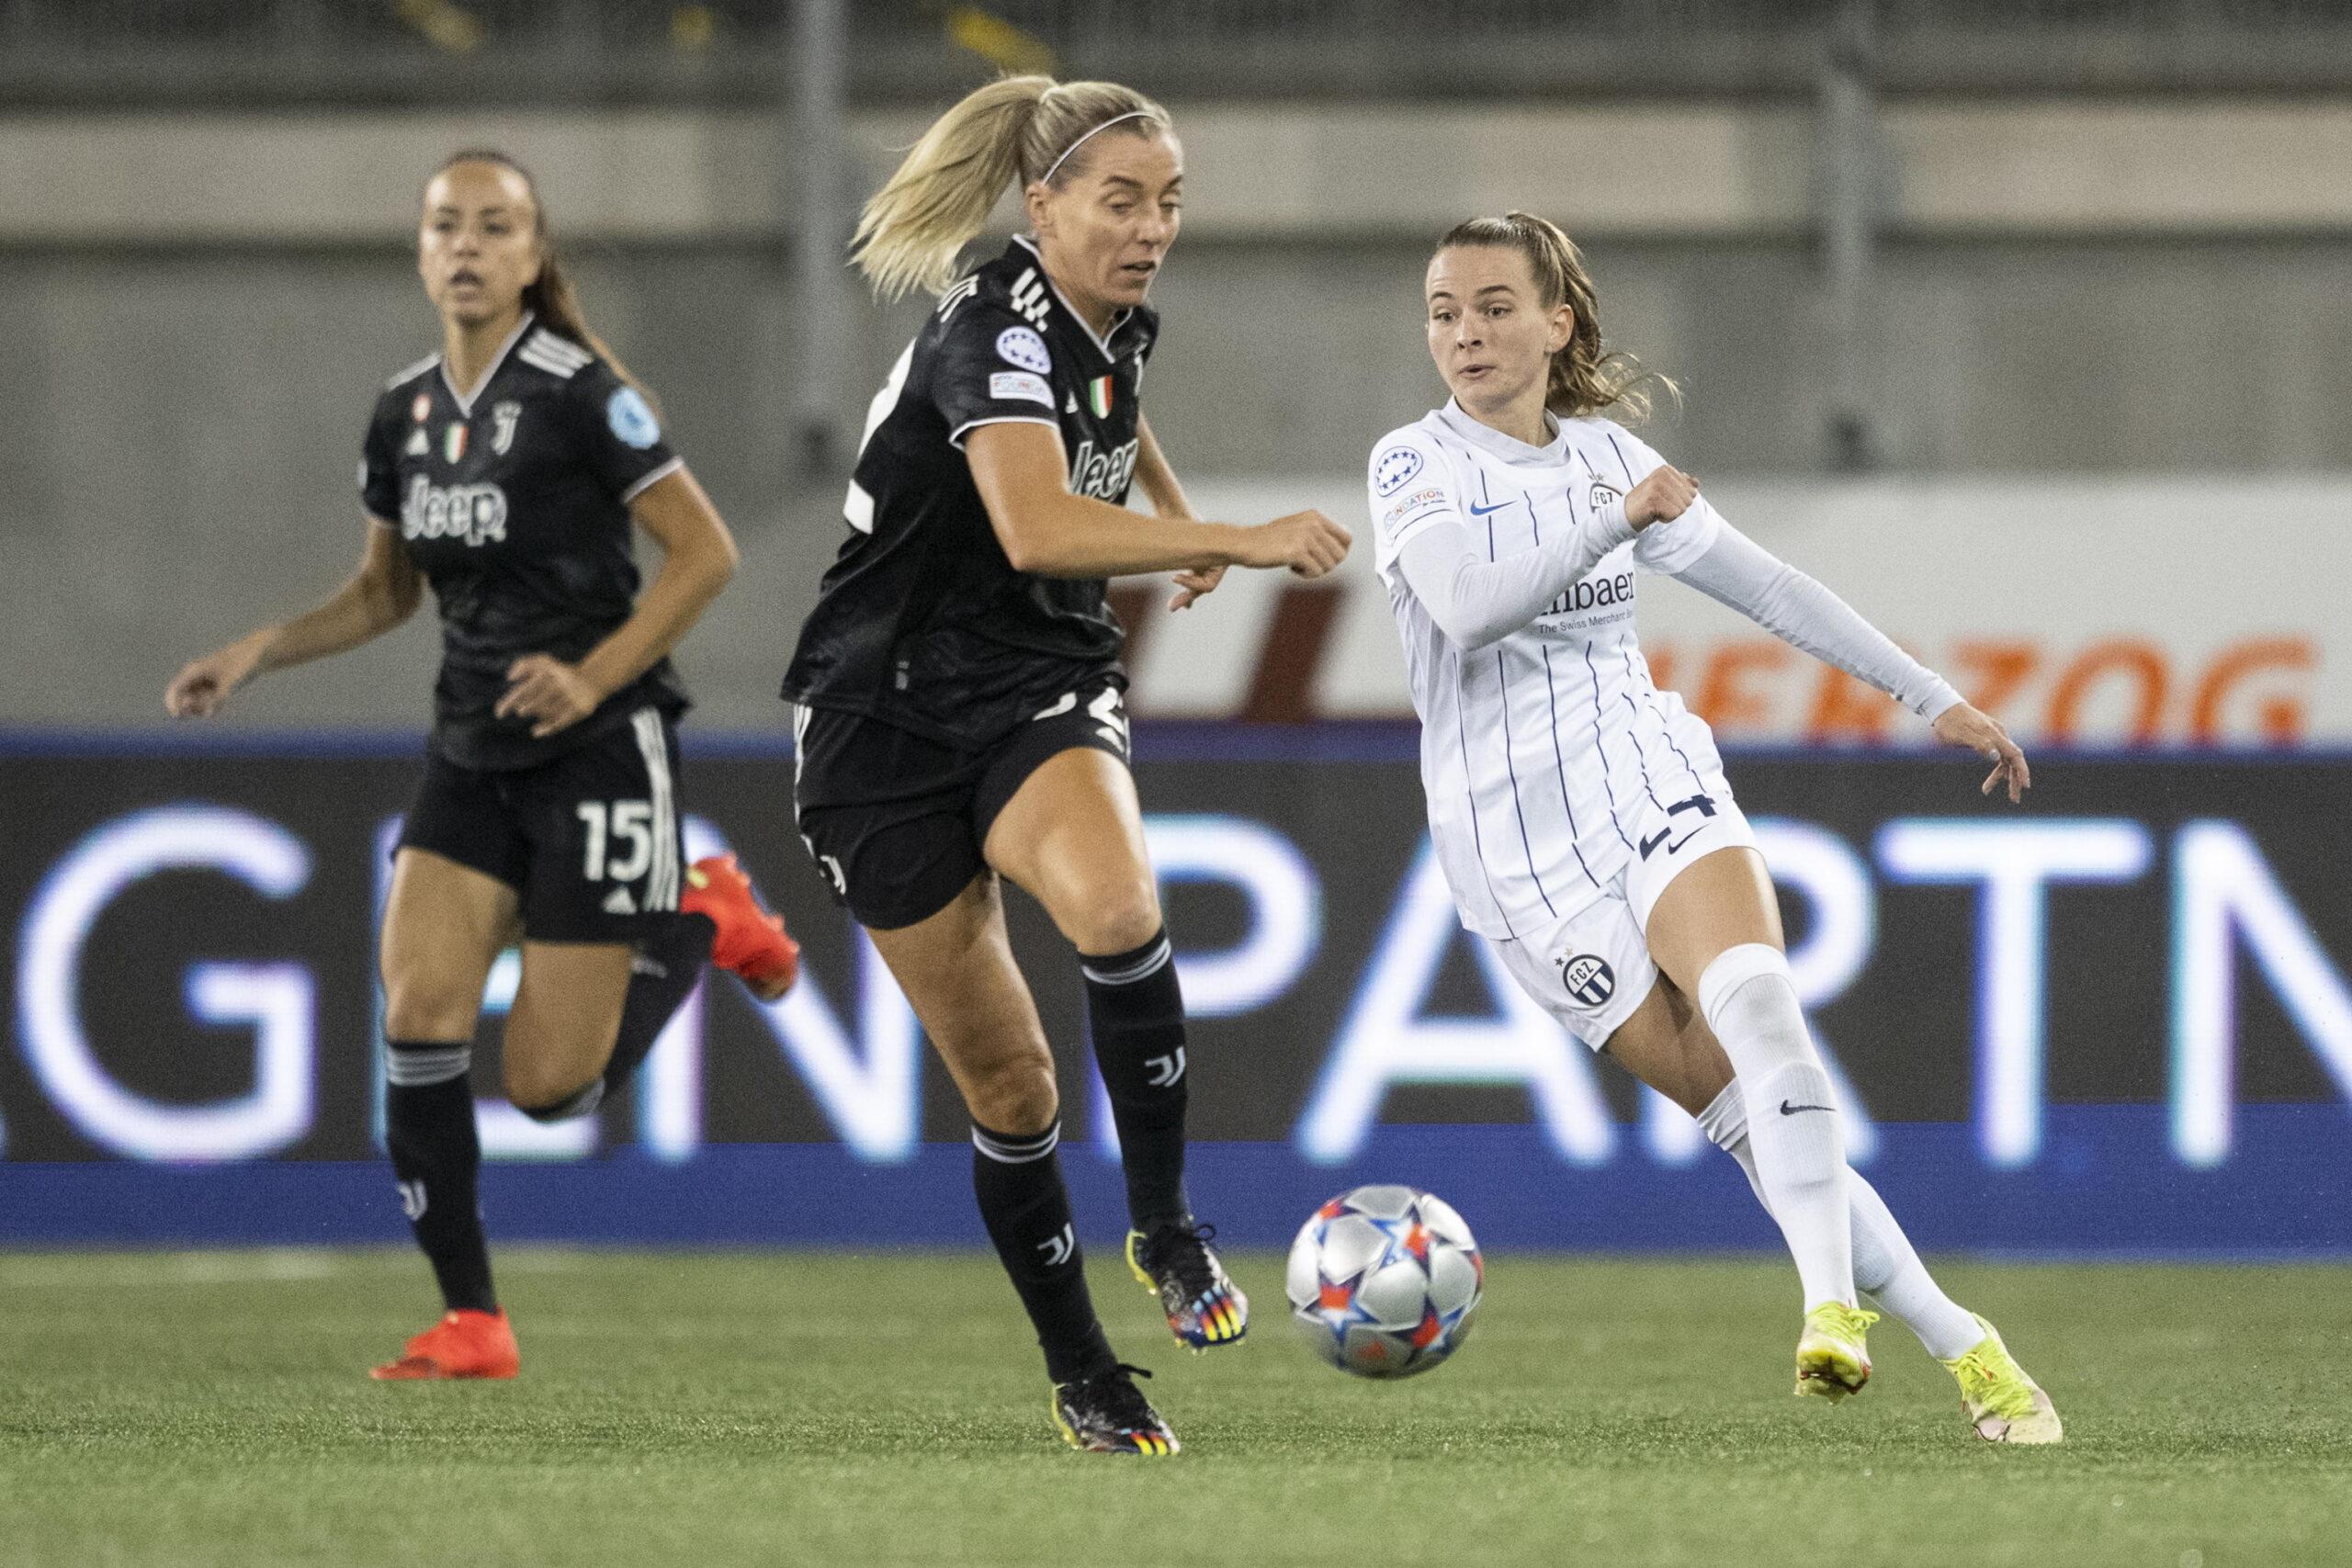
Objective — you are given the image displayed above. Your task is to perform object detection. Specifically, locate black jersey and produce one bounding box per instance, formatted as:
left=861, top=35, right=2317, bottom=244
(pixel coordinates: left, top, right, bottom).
left=780, top=234, right=1158, bottom=748
left=360, top=315, right=690, bottom=772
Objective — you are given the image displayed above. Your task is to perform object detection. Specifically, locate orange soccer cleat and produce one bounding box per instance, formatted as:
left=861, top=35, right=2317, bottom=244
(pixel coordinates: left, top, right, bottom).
left=369, top=1308, right=520, bottom=1382
left=682, top=853, right=800, bottom=1001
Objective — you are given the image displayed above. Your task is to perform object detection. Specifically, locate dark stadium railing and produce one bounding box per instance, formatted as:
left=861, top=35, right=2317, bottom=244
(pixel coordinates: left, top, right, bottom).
left=5, top=0, right=2351, bottom=105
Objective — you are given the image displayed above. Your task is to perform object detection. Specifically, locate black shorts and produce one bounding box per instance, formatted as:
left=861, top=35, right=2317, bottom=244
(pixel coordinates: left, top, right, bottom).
left=792, top=680, right=1131, bottom=931
left=397, top=705, right=686, bottom=943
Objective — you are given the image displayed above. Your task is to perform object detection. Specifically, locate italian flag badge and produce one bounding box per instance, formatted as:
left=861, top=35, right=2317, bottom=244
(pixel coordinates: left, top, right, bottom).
left=444, top=423, right=469, bottom=463
left=1086, top=375, right=1114, bottom=418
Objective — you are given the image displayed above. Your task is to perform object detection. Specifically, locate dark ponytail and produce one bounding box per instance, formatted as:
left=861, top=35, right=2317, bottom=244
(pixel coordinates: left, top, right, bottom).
left=434, top=149, right=655, bottom=406
left=1434, top=210, right=1675, bottom=423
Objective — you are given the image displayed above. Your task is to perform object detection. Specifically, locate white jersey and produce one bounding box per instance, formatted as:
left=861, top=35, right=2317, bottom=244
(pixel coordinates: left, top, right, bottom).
left=1368, top=402, right=1729, bottom=940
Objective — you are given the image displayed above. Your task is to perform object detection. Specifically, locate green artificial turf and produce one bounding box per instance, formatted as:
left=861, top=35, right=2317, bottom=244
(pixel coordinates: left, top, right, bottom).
left=1, top=1249, right=2343, bottom=1567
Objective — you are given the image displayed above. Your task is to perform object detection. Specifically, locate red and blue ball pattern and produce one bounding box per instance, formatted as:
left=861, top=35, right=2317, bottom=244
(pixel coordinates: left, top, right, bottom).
left=1284, top=1184, right=1483, bottom=1379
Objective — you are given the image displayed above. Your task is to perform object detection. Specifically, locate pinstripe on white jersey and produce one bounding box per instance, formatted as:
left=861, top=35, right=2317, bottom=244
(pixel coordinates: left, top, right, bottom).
left=1368, top=402, right=1729, bottom=940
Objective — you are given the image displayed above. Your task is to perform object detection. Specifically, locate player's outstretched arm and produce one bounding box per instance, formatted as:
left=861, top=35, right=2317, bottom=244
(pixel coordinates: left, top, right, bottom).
left=498, top=466, right=740, bottom=740
left=967, top=421, right=1349, bottom=581
left=164, top=518, right=422, bottom=718
left=1670, top=519, right=1958, bottom=714
left=1660, top=491, right=2029, bottom=800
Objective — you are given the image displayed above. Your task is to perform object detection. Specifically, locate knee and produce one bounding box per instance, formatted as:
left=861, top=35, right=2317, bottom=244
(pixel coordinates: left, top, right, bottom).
left=503, top=1055, right=597, bottom=1118
left=382, top=968, right=480, bottom=1044
left=513, top=1080, right=604, bottom=1122
left=1696, top=945, right=1815, bottom=1062
left=964, top=1053, right=1059, bottom=1136
left=1062, top=880, right=1162, bottom=958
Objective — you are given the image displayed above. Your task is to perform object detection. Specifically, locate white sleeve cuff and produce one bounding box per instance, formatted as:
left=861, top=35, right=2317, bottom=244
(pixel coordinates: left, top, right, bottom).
left=948, top=414, right=1058, bottom=451
left=1916, top=678, right=1966, bottom=722
left=620, top=455, right=686, bottom=504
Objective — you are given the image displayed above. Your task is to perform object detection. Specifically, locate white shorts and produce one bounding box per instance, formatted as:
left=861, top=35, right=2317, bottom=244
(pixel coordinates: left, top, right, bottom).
left=1492, top=770, right=1758, bottom=1052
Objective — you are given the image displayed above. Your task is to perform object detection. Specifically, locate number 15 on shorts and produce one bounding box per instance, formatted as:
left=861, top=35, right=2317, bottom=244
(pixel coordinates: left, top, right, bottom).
left=576, top=799, right=655, bottom=883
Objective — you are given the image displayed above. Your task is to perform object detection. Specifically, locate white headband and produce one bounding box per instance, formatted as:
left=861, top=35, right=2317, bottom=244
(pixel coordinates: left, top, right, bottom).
left=1039, top=111, right=1156, bottom=186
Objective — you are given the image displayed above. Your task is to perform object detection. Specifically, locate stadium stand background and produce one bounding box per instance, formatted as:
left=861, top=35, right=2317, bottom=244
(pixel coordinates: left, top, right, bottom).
left=5, top=0, right=2349, bottom=731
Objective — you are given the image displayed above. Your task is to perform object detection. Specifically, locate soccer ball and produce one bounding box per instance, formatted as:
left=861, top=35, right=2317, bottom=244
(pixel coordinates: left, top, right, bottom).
left=1285, top=1184, right=1483, bottom=1378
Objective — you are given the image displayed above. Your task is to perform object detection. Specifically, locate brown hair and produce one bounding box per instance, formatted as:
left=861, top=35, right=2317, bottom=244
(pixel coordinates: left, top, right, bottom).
left=431, top=149, right=652, bottom=400
left=851, top=75, right=1172, bottom=300
left=1435, top=211, right=1675, bottom=423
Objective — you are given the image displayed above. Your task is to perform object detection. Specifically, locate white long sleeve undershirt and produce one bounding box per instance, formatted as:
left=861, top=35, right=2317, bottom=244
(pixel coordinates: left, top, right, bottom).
left=1393, top=497, right=1635, bottom=651
left=1671, top=521, right=1962, bottom=720
left=1396, top=511, right=1962, bottom=721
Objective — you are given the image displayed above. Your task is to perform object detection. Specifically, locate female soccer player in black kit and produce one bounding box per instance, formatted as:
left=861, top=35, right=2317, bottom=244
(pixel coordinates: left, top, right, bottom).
left=166, top=152, right=800, bottom=1381
left=783, top=78, right=1351, bottom=1454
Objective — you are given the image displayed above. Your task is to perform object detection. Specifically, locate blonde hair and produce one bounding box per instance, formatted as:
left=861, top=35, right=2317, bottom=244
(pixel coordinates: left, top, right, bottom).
left=1435, top=211, right=1676, bottom=423
left=852, top=76, right=1172, bottom=300
left=433, top=149, right=655, bottom=404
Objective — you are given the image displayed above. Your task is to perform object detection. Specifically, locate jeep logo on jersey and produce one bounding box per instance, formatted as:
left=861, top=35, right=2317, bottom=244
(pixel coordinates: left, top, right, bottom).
left=1067, top=437, right=1138, bottom=502
left=401, top=475, right=509, bottom=546
left=1557, top=953, right=1616, bottom=1009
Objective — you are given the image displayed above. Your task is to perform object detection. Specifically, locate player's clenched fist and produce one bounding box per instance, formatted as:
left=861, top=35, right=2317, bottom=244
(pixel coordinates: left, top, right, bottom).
left=1626, top=464, right=1700, bottom=529
left=1238, top=509, right=1352, bottom=578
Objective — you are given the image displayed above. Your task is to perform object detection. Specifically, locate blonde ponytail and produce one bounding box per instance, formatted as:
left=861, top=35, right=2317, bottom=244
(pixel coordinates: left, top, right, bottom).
left=1435, top=211, right=1676, bottom=423
left=853, top=75, right=1173, bottom=301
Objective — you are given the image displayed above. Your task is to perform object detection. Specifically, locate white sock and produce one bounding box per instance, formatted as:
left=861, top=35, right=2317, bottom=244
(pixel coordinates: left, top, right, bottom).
left=1845, top=1172, right=1984, bottom=1359
left=1696, top=945, right=1854, bottom=1312
left=1698, top=1082, right=1984, bottom=1359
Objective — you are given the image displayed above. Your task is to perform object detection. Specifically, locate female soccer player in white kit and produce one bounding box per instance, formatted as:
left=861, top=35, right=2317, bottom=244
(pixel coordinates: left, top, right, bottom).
left=1367, top=213, right=2061, bottom=1441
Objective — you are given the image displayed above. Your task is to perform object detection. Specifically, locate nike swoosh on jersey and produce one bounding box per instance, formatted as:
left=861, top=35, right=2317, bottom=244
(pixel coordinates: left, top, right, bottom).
left=1779, top=1100, right=1835, bottom=1116
left=1467, top=499, right=1515, bottom=515
left=1637, top=827, right=1705, bottom=861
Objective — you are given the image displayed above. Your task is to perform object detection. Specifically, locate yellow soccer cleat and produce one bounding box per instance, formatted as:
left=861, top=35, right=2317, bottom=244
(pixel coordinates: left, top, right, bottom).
left=1794, top=1302, right=1880, bottom=1402
left=1942, top=1314, right=2064, bottom=1444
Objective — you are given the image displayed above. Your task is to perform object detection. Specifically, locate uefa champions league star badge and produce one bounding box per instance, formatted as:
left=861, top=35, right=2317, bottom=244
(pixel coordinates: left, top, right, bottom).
left=1373, top=445, right=1423, bottom=496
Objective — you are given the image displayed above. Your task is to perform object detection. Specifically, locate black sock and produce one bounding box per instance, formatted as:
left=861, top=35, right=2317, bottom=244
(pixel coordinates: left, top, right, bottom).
left=602, top=912, right=716, bottom=1100
left=384, top=1041, right=496, bottom=1314
left=971, top=1121, right=1115, bottom=1384
left=1082, top=929, right=1192, bottom=1233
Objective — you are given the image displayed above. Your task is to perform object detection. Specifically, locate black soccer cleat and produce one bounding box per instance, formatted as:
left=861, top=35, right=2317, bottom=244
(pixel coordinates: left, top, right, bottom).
left=1052, top=1362, right=1178, bottom=1456
left=1126, top=1220, right=1250, bottom=1351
